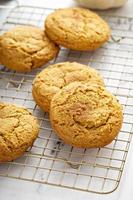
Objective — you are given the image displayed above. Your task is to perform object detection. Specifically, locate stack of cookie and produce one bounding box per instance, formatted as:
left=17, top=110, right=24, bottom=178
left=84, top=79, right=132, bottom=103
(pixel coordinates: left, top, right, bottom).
left=32, top=62, right=123, bottom=148
left=0, top=7, right=123, bottom=162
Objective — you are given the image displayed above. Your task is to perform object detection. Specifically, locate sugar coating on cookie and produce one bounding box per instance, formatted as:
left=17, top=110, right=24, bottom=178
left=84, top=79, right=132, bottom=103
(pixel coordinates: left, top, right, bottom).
left=50, top=82, right=123, bottom=148
left=45, top=7, right=111, bottom=51
left=32, top=62, right=104, bottom=112
left=0, top=102, right=39, bottom=162
left=0, top=25, right=59, bottom=72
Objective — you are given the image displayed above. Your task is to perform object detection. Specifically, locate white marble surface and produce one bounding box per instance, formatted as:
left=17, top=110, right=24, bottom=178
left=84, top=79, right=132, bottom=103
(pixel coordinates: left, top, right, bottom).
left=0, top=141, right=133, bottom=200
left=0, top=0, right=133, bottom=199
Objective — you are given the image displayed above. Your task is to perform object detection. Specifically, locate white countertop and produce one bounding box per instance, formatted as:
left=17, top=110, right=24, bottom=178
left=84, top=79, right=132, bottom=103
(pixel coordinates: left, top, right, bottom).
left=0, top=0, right=133, bottom=199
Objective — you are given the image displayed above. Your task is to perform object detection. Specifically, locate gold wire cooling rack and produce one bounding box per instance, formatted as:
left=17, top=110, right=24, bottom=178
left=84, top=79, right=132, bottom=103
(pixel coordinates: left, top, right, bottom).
left=0, top=5, right=133, bottom=194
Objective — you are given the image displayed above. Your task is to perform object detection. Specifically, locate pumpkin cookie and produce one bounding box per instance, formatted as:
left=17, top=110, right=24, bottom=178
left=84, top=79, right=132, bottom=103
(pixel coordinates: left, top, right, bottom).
left=32, top=62, right=104, bottom=112
left=0, top=102, right=39, bottom=162
left=45, top=7, right=110, bottom=51
left=0, top=25, right=59, bottom=72
left=50, top=82, right=123, bottom=148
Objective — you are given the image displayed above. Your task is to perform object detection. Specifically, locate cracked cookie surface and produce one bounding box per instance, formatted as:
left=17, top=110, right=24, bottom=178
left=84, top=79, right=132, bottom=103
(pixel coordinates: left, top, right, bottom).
left=32, top=62, right=104, bottom=112
left=0, top=25, right=59, bottom=72
left=0, top=102, right=39, bottom=162
left=50, top=82, right=123, bottom=148
left=45, top=7, right=110, bottom=51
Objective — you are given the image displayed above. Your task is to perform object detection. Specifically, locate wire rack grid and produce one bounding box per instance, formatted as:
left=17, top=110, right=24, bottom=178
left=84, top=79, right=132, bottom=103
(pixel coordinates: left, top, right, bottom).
left=0, top=5, right=133, bottom=194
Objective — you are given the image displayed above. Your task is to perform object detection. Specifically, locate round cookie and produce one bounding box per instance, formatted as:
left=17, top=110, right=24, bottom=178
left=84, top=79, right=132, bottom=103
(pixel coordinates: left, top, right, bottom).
left=45, top=7, right=110, bottom=51
left=0, top=25, right=59, bottom=72
left=32, top=62, right=104, bottom=112
left=50, top=82, right=123, bottom=148
left=0, top=102, right=39, bottom=162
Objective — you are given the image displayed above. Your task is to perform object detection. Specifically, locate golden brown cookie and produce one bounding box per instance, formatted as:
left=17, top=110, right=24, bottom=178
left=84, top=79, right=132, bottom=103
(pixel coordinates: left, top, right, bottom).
left=45, top=7, right=110, bottom=51
left=50, top=82, right=123, bottom=148
left=32, top=62, right=104, bottom=112
left=0, top=102, right=39, bottom=162
left=0, top=25, right=59, bottom=72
